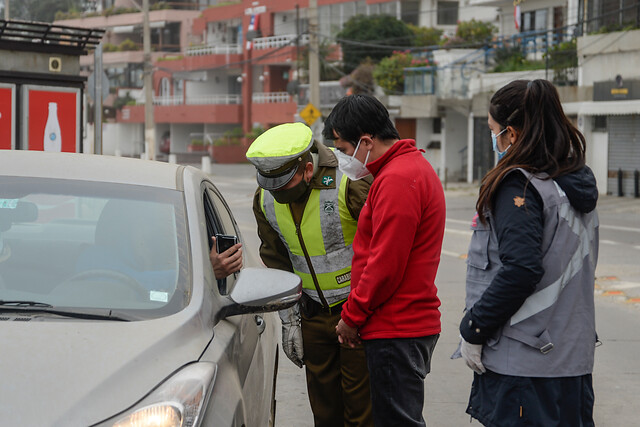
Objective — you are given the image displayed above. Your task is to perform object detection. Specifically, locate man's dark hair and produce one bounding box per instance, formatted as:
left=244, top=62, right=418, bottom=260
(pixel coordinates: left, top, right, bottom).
left=322, top=94, right=400, bottom=146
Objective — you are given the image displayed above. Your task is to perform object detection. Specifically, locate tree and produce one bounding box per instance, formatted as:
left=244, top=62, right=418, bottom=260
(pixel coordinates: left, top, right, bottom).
left=10, top=0, right=82, bottom=23
left=336, top=14, right=414, bottom=73
left=340, top=61, right=375, bottom=95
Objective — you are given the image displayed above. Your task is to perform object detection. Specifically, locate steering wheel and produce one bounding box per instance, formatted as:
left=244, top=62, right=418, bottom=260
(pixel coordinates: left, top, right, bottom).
left=61, top=269, right=149, bottom=301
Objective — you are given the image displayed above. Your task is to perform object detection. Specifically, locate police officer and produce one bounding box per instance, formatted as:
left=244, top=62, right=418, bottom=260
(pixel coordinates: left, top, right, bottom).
left=246, top=122, right=373, bottom=427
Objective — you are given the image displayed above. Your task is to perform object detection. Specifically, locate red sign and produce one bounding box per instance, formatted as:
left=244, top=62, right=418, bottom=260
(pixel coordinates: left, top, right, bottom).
left=0, top=87, right=13, bottom=149
left=27, top=88, right=78, bottom=152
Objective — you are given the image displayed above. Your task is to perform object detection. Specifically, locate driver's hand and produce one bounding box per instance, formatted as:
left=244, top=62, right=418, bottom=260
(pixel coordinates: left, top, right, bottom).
left=209, top=236, right=243, bottom=280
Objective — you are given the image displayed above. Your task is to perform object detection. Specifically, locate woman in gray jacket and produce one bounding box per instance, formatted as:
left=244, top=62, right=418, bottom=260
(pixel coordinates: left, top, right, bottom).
left=458, top=79, right=599, bottom=426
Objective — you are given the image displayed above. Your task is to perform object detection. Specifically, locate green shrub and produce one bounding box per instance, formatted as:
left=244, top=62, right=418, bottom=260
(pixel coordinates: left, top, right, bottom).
left=104, top=7, right=138, bottom=17
left=207, top=1, right=241, bottom=8
left=589, top=23, right=638, bottom=35
left=373, top=51, right=433, bottom=95
left=119, top=38, right=139, bottom=51
left=408, top=24, right=443, bottom=47
left=224, top=127, right=244, bottom=138
left=441, top=19, right=497, bottom=48
left=157, top=55, right=184, bottom=62
left=457, top=19, right=497, bottom=44
left=151, top=2, right=171, bottom=11
left=54, top=10, right=81, bottom=20
left=491, top=44, right=544, bottom=73
left=113, top=92, right=136, bottom=110
left=213, top=128, right=244, bottom=146
left=103, top=42, right=119, bottom=52
left=544, top=39, right=578, bottom=84
left=245, top=126, right=265, bottom=140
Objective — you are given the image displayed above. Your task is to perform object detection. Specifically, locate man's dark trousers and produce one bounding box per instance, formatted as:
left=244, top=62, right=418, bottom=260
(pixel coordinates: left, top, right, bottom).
left=364, top=335, right=439, bottom=427
left=302, top=309, right=373, bottom=426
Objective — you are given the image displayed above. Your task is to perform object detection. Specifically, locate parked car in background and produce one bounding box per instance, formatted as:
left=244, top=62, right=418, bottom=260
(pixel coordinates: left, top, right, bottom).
left=0, top=150, right=301, bottom=426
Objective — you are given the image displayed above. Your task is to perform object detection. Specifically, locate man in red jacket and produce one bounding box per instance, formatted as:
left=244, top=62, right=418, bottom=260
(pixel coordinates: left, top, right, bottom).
left=325, top=94, right=446, bottom=427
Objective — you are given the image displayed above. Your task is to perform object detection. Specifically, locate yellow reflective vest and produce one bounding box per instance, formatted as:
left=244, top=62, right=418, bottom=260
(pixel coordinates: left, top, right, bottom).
left=260, top=168, right=357, bottom=306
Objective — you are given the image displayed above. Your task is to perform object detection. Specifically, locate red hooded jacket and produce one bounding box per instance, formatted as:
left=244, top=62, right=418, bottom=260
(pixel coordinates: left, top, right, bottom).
left=341, top=139, right=446, bottom=339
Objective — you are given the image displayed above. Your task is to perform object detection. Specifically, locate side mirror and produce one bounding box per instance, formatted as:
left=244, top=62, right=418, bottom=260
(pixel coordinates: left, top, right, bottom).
left=220, top=267, right=301, bottom=318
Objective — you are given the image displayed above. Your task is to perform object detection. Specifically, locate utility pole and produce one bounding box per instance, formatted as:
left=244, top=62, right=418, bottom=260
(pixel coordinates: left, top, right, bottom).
left=143, top=0, right=155, bottom=160
left=4, top=0, right=9, bottom=20
left=308, top=0, right=320, bottom=109
left=94, top=43, right=103, bottom=154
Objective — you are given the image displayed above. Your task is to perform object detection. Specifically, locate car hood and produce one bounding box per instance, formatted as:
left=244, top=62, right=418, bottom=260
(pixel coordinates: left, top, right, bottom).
left=0, top=312, right=212, bottom=427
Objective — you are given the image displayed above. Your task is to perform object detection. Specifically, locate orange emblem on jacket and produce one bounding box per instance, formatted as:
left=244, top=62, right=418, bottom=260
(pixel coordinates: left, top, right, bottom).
left=514, top=196, right=525, bottom=207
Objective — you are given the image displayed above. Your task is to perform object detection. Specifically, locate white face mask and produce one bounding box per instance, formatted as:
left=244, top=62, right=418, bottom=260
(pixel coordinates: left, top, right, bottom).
left=335, top=139, right=371, bottom=181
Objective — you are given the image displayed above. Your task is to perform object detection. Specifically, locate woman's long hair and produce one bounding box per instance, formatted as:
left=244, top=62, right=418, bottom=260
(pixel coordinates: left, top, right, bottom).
left=476, top=79, right=586, bottom=220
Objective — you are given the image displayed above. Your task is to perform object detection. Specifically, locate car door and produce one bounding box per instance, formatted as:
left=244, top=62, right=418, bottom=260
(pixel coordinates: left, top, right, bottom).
left=202, top=183, right=271, bottom=425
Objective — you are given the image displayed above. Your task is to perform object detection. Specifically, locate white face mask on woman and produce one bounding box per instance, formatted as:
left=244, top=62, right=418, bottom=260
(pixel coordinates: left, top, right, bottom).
left=335, top=139, right=371, bottom=180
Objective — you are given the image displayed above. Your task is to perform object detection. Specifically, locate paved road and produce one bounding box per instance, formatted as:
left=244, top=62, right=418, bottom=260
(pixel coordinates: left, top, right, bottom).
left=206, top=163, right=640, bottom=426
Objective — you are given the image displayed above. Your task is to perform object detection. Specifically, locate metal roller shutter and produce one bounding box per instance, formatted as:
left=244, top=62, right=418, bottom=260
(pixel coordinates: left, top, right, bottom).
left=608, top=115, right=640, bottom=197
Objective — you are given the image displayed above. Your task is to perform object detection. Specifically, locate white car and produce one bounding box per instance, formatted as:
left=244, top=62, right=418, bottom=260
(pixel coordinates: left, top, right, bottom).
left=0, top=150, right=301, bottom=427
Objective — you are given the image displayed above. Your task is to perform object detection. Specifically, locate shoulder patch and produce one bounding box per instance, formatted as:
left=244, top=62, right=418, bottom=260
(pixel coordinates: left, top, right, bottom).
left=322, top=175, right=334, bottom=186
left=514, top=196, right=525, bottom=207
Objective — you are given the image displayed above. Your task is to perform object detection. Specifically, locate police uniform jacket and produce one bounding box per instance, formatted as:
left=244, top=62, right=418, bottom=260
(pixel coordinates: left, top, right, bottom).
left=253, top=140, right=371, bottom=304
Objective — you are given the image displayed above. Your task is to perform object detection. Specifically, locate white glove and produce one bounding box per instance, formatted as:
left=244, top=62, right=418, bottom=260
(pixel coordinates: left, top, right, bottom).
left=460, top=338, right=486, bottom=375
left=279, top=304, right=304, bottom=368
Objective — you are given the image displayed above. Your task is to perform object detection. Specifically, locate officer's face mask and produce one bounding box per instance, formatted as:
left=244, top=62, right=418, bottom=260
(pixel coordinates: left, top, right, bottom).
left=271, top=174, right=310, bottom=204
left=491, top=128, right=510, bottom=160
left=335, top=139, right=371, bottom=181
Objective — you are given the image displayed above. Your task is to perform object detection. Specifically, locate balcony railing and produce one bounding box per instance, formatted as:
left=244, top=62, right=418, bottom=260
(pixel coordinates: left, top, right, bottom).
left=186, top=44, right=242, bottom=56
left=252, top=33, right=309, bottom=50
left=404, top=67, right=436, bottom=95
left=403, top=27, right=579, bottom=97
left=152, top=94, right=241, bottom=105
left=252, top=92, right=291, bottom=103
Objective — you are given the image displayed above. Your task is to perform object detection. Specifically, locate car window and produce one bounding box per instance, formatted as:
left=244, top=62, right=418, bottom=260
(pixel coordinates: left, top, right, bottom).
left=203, top=185, right=241, bottom=294
left=0, top=177, right=190, bottom=319
left=207, top=188, right=239, bottom=237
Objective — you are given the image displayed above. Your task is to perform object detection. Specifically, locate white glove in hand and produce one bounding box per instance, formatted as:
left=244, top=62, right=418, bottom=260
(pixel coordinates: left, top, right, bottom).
left=460, top=339, right=486, bottom=375
left=279, top=304, right=304, bottom=368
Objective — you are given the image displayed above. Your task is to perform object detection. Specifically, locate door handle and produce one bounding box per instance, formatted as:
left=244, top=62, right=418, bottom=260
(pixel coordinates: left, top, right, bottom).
left=255, top=315, right=266, bottom=334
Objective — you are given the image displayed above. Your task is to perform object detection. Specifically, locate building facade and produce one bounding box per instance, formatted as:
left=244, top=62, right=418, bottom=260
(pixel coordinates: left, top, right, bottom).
left=56, top=0, right=640, bottom=196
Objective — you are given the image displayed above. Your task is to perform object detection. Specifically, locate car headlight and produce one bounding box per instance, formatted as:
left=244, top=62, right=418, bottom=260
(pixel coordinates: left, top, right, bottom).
left=100, top=362, right=217, bottom=427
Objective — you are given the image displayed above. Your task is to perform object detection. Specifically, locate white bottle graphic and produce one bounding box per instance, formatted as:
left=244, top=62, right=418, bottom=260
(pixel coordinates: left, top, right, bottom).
left=43, top=102, right=62, bottom=152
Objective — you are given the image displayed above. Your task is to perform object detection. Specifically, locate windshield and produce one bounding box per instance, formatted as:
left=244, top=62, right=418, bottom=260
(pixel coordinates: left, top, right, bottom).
left=0, top=177, right=190, bottom=319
